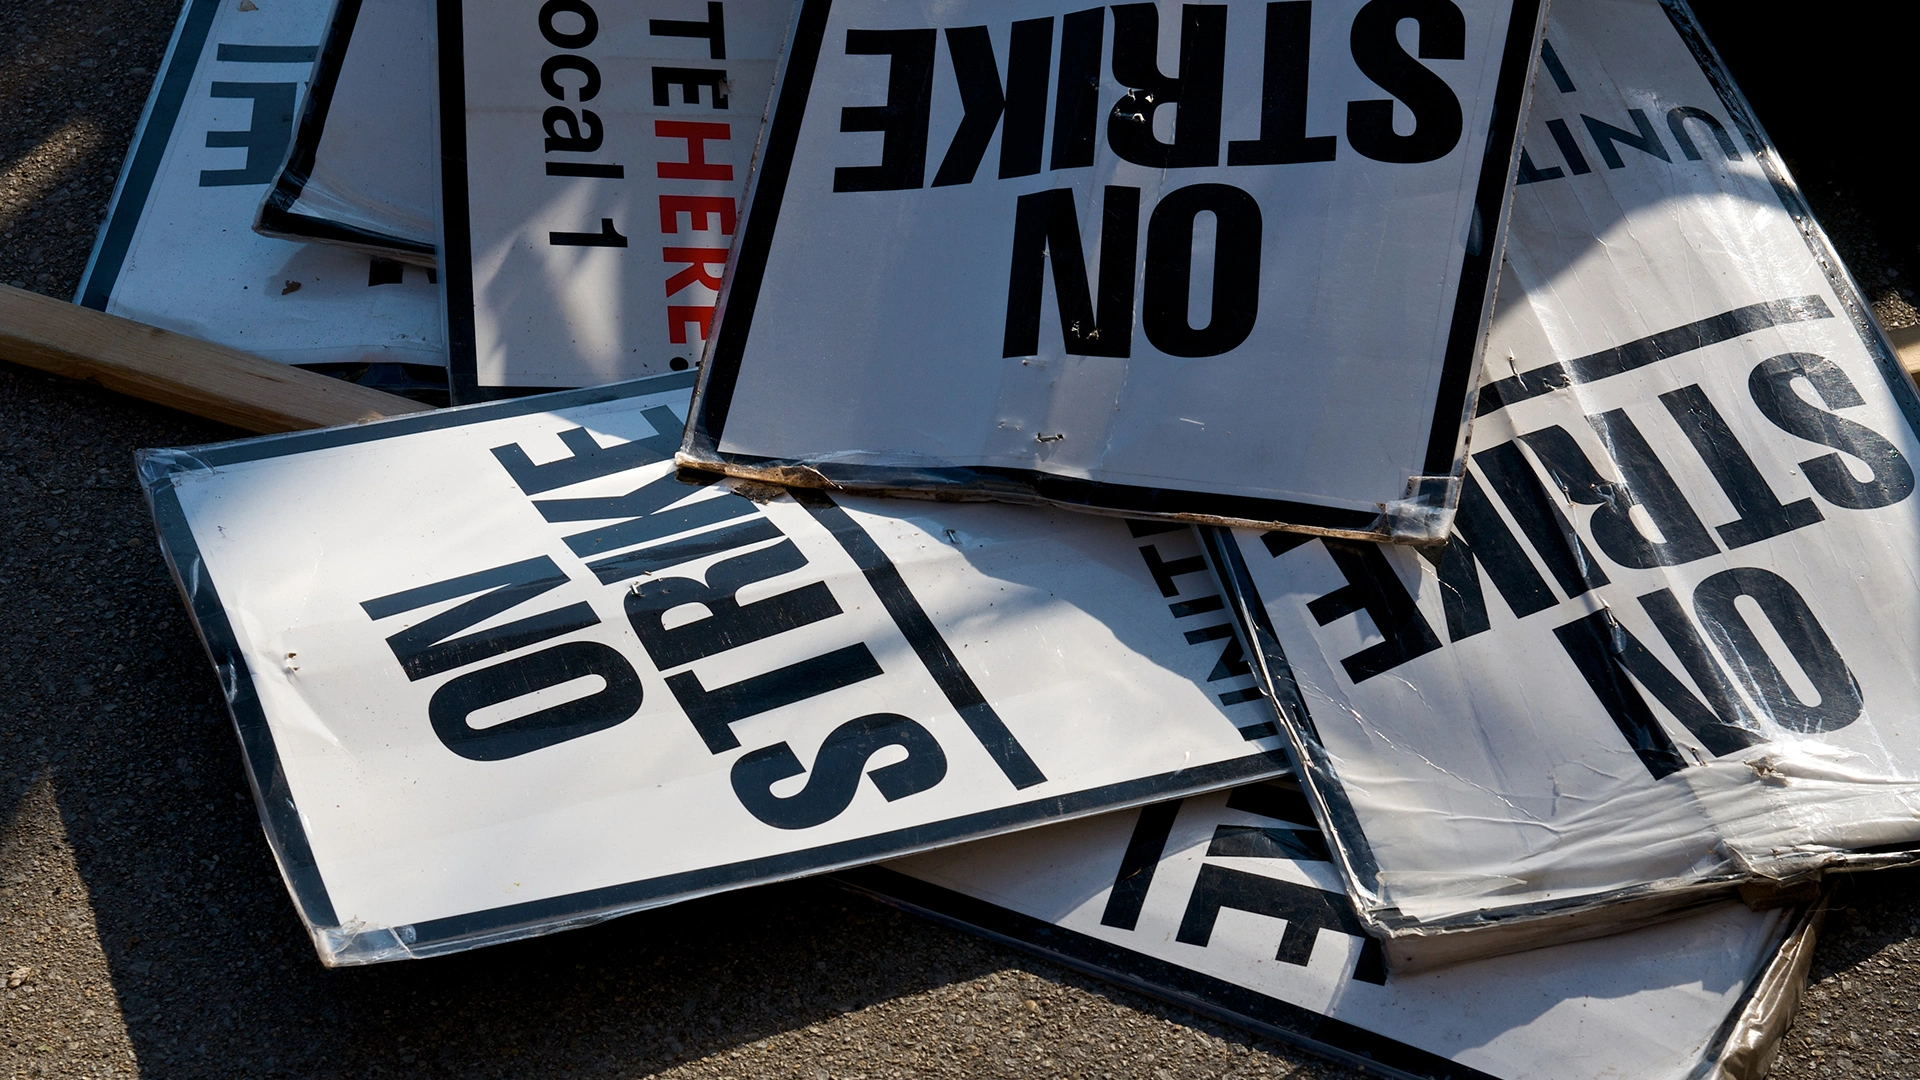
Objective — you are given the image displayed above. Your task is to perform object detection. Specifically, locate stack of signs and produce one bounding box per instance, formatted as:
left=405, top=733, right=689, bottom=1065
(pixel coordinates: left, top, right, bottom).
left=437, top=0, right=794, bottom=397
left=139, top=373, right=1286, bottom=962
left=255, top=0, right=439, bottom=266
left=676, top=0, right=1545, bottom=538
left=78, top=0, right=444, bottom=387
left=1207, top=0, right=1920, bottom=971
left=88, top=0, right=1897, bottom=1072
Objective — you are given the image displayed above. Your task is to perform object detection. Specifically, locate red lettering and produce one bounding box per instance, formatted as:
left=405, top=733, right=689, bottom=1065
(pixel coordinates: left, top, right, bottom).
left=668, top=305, right=717, bottom=343
left=659, top=195, right=737, bottom=234
left=663, top=247, right=728, bottom=296
left=655, top=121, right=733, bottom=180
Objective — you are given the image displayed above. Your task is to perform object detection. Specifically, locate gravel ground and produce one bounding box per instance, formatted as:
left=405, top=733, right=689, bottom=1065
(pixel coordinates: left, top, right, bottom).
left=4, top=1, right=1920, bottom=1078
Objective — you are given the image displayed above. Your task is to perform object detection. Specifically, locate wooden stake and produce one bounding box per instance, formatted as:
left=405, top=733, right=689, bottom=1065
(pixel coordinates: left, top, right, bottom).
left=1889, top=323, right=1920, bottom=383
left=0, top=282, right=432, bottom=434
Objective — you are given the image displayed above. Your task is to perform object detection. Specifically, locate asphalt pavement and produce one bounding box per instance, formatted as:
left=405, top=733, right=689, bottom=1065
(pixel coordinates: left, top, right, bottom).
left=5, top=0, right=1920, bottom=1077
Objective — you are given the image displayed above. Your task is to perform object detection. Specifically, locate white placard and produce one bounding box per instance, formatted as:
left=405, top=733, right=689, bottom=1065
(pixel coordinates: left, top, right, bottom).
left=256, top=0, right=439, bottom=265
left=77, top=0, right=444, bottom=372
left=142, top=371, right=1286, bottom=964
left=679, top=0, right=1545, bottom=538
left=437, top=0, right=794, bottom=396
left=1213, top=0, right=1920, bottom=968
left=859, top=782, right=1804, bottom=1080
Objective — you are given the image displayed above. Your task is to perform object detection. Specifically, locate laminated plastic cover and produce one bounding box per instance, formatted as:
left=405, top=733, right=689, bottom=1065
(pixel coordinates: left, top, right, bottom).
left=847, top=781, right=1823, bottom=1080
left=76, top=0, right=445, bottom=375
left=677, top=0, right=1548, bottom=539
left=1208, top=0, right=1920, bottom=970
left=255, top=0, right=438, bottom=266
left=139, top=370, right=1288, bottom=965
left=436, top=0, right=795, bottom=398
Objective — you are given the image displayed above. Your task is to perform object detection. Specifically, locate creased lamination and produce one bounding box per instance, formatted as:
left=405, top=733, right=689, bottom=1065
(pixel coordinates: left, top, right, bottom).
left=140, top=372, right=1287, bottom=964
left=680, top=0, right=1547, bottom=536
left=1214, top=0, right=1920, bottom=969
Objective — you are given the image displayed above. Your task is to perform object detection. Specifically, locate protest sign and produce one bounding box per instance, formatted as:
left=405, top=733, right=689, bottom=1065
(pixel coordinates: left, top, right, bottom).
left=141, top=371, right=1284, bottom=964
left=679, top=0, right=1546, bottom=537
left=1211, top=0, right=1920, bottom=968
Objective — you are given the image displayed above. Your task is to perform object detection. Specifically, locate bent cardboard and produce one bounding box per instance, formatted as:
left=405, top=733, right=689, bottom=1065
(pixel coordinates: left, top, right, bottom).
left=1210, top=0, right=1920, bottom=969
left=255, top=0, right=439, bottom=265
left=679, top=0, right=1547, bottom=539
left=140, top=371, right=1286, bottom=964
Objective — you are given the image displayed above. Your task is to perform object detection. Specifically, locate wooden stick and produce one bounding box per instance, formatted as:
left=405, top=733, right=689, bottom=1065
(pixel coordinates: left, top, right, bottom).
left=1889, top=323, right=1920, bottom=382
left=0, top=282, right=432, bottom=434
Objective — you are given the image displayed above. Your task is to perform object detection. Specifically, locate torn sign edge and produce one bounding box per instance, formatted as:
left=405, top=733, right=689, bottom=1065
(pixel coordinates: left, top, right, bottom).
left=1196, top=0, right=1920, bottom=970
left=833, top=818, right=1825, bottom=1080
left=1705, top=891, right=1827, bottom=1080
left=135, top=368, right=1291, bottom=966
left=254, top=0, right=440, bottom=265
left=675, top=0, right=1552, bottom=544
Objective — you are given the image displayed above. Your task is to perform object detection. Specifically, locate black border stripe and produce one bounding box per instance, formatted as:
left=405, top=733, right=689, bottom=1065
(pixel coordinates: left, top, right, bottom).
left=683, top=0, right=831, bottom=441
left=257, top=0, right=357, bottom=221
left=77, top=0, right=223, bottom=310
left=1475, top=295, right=1835, bottom=416
left=436, top=0, right=483, bottom=402
left=686, top=0, right=1543, bottom=538
left=256, top=0, right=439, bottom=258
left=216, top=43, right=318, bottom=62
left=144, top=481, right=340, bottom=929
left=835, top=867, right=1503, bottom=1080
left=1422, top=0, right=1546, bottom=475
left=1200, top=526, right=1382, bottom=895
left=795, top=490, right=1047, bottom=789
left=255, top=211, right=438, bottom=258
